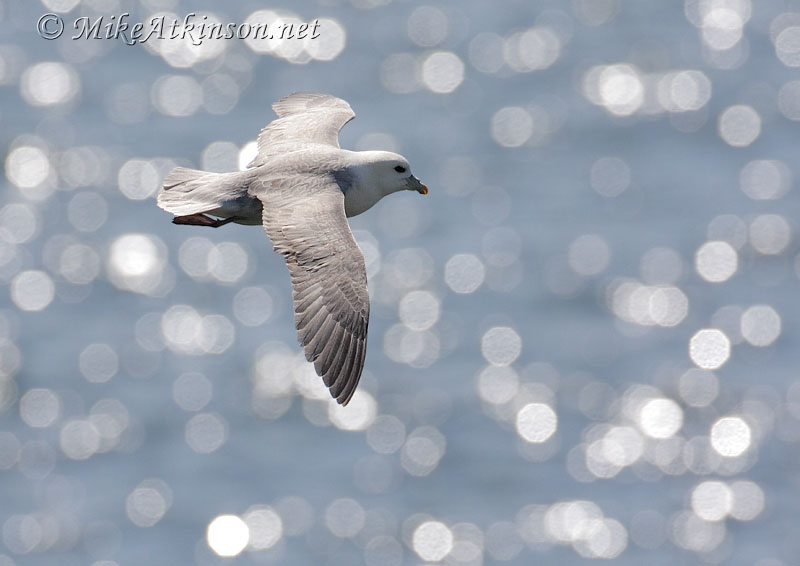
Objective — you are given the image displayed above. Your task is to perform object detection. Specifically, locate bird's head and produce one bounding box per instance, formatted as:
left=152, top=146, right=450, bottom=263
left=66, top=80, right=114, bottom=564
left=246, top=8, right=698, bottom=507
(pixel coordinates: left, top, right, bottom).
left=361, top=151, right=428, bottom=196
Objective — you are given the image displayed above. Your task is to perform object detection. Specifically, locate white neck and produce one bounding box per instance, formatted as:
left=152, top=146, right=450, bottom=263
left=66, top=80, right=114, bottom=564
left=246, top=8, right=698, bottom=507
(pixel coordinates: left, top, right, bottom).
left=341, top=150, right=401, bottom=217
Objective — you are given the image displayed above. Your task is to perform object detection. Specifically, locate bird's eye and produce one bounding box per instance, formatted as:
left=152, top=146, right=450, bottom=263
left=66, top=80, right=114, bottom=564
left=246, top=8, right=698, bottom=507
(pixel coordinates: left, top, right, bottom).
left=394, top=165, right=406, bottom=173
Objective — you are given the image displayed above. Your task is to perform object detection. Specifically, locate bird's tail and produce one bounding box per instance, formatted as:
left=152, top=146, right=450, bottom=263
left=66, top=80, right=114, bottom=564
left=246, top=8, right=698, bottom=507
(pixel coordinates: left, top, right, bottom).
left=157, top=166, right=226, bottom=217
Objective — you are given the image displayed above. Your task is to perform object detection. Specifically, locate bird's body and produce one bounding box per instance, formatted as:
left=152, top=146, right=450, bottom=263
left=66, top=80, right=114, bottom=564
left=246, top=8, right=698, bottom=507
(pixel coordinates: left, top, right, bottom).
left=157, top=93, right=427, bottom=404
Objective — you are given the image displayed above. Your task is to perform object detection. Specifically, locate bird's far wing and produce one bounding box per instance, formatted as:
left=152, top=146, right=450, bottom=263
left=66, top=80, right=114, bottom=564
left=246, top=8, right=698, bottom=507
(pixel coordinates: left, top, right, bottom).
left=248, top=93, right=355, bottom=167
left=254, top=174, right=369, bottom=405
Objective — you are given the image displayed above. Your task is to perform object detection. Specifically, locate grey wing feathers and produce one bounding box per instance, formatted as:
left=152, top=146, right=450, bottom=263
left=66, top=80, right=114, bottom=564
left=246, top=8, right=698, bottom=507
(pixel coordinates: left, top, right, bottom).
left=248, top=93, right=355, bottom=168
left=258, top=183, right=369, bottom=405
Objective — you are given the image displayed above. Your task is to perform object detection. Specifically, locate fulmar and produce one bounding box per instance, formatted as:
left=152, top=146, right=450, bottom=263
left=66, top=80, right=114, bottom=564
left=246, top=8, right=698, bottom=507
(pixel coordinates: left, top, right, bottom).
left=157, top=93, right=428, bottom=405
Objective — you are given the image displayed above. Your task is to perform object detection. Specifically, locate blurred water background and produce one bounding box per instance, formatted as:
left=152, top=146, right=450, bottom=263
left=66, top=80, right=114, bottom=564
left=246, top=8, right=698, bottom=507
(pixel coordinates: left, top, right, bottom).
left=2, top=0, right=800, bottom=564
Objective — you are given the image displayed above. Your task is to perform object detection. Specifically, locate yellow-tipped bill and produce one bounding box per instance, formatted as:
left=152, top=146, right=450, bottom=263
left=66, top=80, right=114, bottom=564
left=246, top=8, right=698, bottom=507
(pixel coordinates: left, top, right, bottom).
left=407, top=175, right=428, bottom=195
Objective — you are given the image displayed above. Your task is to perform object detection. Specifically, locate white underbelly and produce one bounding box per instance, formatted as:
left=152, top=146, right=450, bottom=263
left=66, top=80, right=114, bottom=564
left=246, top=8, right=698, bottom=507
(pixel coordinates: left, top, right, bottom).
left=208, top=196, right=263, bottom=225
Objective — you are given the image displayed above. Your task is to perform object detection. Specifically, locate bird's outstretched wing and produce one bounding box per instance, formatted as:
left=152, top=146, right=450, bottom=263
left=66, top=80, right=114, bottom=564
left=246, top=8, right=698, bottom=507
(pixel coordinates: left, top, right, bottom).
left=248, top=93, right=355, bottom=167
left=254, top=174, right=369, bottom=405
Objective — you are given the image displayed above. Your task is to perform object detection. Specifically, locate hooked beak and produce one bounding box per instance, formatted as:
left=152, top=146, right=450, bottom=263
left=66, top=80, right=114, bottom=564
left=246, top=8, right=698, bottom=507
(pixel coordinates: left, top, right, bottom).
left=406, top=175, right=428, bottom=195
